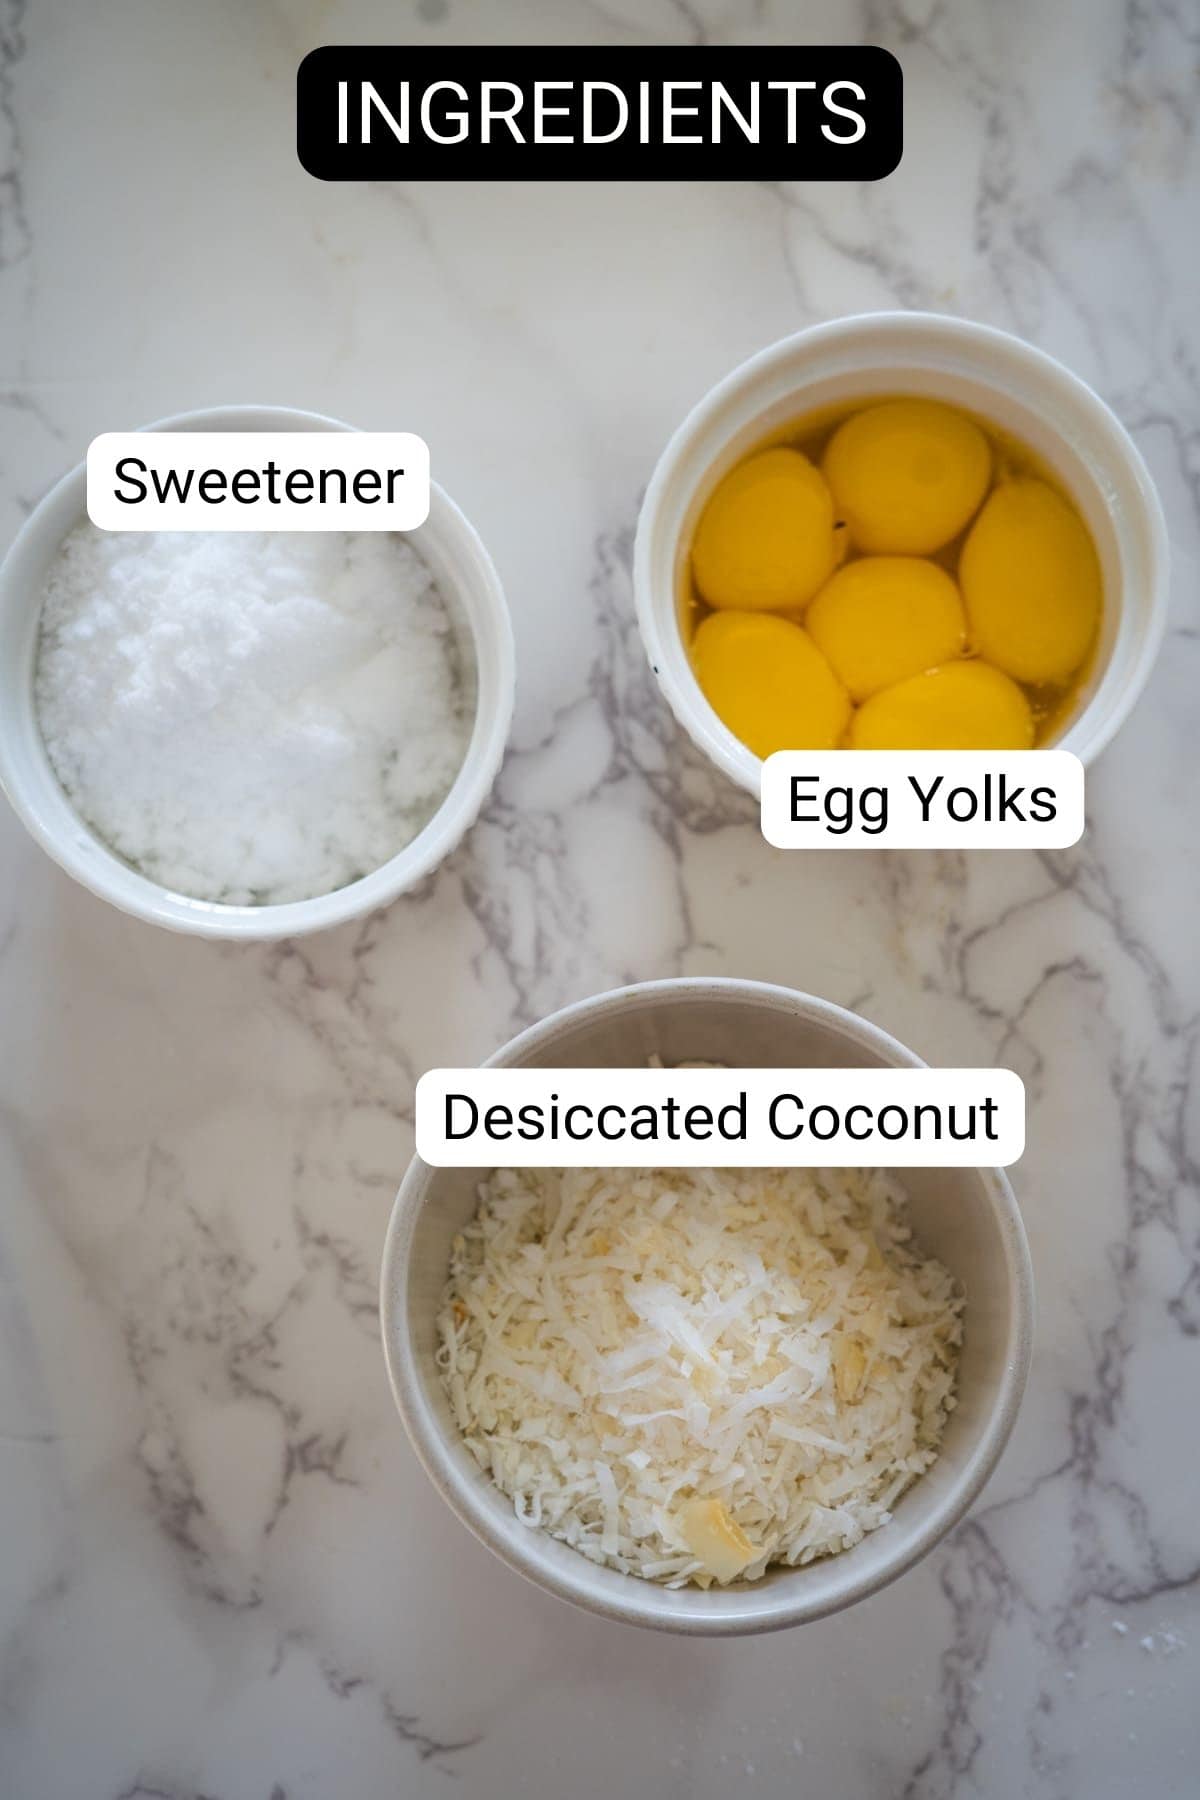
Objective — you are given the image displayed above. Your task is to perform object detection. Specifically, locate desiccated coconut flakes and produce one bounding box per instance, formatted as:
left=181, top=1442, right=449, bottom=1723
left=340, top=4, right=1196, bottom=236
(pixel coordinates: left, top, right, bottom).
left=436, top=1164, right=962, bottom=1586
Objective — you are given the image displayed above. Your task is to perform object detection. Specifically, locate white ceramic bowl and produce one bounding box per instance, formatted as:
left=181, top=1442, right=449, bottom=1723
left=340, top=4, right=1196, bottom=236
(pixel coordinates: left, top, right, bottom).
left=634, top=312, right=1169, bottom=795
left=381, top=978, right=1035, bottom=1635
left=0, top=405, right=514, bottom=939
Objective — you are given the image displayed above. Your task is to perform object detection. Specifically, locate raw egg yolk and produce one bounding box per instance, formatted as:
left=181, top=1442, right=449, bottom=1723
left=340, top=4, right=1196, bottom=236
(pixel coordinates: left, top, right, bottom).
left=806, top=556, right=967, bottom=702
left=691, top=447, right=837, bottom=613
left=823, top=399, right=991, bottom=555
left=692, top=611, right=850, bottom=757
left=849, top=660, right=1034, bottom=750
left=959, top=477, right=1101, bottom=684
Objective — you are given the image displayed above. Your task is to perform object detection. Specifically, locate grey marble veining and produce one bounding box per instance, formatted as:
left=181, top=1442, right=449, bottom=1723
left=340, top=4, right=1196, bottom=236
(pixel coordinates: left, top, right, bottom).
left=0, top=1, right=1197, bottom=1796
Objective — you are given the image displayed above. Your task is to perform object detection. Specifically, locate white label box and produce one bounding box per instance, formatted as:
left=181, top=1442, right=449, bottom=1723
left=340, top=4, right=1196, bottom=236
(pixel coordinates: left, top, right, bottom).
left=416, top=1066, right=1026, bottom=1168
left=86, top=432, right=430, bottom=531
left=761, top=750, right=1085, bottom=849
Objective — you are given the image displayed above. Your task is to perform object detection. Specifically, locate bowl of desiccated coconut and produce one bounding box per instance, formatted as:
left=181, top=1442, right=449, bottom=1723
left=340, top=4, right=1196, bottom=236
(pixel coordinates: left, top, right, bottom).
left=381, top=976, right=1034, bottom=1635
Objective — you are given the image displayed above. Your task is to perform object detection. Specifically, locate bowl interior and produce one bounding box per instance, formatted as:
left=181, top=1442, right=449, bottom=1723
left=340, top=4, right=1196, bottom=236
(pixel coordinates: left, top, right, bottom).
left=638, top=315, right=1166, bottom=791
left=0, top=407, right=512, bottom=939
left=385, top=981, right=1033, bottom=1634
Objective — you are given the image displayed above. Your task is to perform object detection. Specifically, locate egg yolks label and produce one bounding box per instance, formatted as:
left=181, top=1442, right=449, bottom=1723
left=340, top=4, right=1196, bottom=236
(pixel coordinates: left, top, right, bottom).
left=761, top=751, right=1084, bottom=849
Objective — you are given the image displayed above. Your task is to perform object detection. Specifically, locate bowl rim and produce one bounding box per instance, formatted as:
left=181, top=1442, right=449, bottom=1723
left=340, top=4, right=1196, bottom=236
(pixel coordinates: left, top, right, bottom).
left=380, top=975, right=1036, bottom=1635
left=633, top=309, right=1170, bottom=796
left=0, top=402, right=515, bottom=940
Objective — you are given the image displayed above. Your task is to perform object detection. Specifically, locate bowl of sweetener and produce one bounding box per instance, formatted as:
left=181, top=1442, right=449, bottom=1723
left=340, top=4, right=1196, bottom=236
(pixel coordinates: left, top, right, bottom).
left=0, top=405, right=514, bottom=938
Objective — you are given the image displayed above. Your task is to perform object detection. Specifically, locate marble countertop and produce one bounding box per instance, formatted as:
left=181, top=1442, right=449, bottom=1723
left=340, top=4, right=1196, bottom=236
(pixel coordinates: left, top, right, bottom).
left=1, top=2, right=1197, bottom=1795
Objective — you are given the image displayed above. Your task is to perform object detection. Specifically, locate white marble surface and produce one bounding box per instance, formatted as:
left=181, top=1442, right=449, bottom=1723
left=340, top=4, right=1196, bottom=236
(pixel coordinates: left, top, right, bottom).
left=1, top=2, right=1198, bottom=1795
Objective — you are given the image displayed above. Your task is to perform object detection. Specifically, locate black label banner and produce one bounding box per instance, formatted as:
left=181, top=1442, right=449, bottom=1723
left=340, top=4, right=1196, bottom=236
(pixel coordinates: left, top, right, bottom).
left=297, top=46, right=902, bottom=181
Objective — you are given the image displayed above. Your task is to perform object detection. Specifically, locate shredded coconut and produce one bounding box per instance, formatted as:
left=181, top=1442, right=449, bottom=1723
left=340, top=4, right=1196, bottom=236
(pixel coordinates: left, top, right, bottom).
left=437, top=1165, right=962, bottom=1586
left=35, top=525, right=473, bottom=903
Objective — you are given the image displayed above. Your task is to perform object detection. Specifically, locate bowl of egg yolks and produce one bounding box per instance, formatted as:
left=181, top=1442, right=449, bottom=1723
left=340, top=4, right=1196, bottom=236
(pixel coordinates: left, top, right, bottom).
left=634, top=312, right=1168, bottom=792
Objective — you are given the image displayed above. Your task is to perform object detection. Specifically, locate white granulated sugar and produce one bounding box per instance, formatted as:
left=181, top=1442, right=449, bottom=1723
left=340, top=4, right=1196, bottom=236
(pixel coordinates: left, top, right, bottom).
left=438, top=1165, right=962, bottom=1587
left=36, top=525, right=473, bottom=903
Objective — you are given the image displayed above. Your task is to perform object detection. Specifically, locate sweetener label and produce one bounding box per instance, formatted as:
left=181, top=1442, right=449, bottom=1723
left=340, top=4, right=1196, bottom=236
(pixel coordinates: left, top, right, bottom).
left=415, top=1066, right=1025, bottom=1168
left=761, top=750, right=1085, bottom=849
left=86, top=432, right=430, bottom=531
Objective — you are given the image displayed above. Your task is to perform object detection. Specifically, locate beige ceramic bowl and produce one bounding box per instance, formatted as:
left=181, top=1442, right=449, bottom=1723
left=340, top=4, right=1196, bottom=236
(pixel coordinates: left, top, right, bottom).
left=381, top=978, right=1034, bottom=1635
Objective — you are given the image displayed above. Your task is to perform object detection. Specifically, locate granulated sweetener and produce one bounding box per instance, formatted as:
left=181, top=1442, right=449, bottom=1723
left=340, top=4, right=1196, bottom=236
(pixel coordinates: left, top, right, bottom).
left=36, top=525, right=472, bottom=904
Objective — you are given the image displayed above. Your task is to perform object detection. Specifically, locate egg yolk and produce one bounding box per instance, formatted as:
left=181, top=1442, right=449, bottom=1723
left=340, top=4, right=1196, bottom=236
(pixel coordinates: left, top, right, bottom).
left=692, top=611, right=850, bottom=757
left=959, top=477, right=1101, bottom=685
left=823, top=400, right=991, bottom=555
left=691, top=447, right=837, bottom=613
left=806, top=556, right=967, bottom=702
left=849, top=660, right=1034, bottom=750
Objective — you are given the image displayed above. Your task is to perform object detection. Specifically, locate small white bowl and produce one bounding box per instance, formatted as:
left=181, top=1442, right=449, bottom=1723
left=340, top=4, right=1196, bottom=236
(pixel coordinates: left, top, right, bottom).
left=634, top=312, right=1169, bottom=795
left=381, top=978, right=1034, bottom=1636
left=0, top=405, right=514, bottom=939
